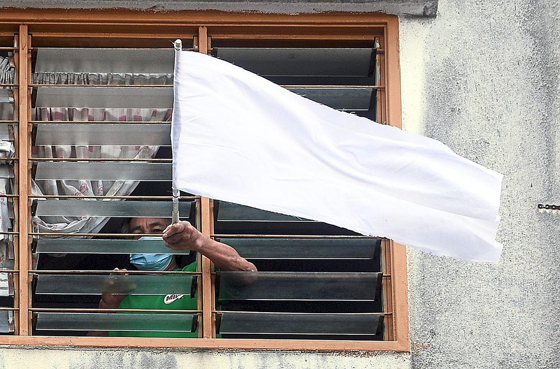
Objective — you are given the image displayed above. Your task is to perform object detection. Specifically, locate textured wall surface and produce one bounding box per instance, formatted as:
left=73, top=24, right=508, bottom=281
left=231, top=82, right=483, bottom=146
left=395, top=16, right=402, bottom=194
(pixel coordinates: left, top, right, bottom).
left=400, top=0, right=560, bottom=368
left=0, top=348, right=410, bottom=369
left=0, top=0, right=558, bottom=368
left=0, top=0, right=438, bottom=16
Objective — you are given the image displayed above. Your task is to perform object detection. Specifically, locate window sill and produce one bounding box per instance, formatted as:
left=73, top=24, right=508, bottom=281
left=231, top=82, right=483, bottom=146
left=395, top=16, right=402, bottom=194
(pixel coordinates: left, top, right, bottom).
left=0, top=336, right=410, bottom=352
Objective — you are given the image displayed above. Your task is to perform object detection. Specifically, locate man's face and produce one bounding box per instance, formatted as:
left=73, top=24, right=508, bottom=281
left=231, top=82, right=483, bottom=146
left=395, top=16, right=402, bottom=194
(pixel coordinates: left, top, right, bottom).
left=128, top=218, right=175, bottom=271
left=129, top=218, right=170, bottom=236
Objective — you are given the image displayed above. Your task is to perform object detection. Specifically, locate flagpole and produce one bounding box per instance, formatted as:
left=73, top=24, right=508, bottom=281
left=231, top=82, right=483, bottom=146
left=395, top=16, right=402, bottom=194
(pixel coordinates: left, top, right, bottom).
left=172, top=39, right=182, bottom=224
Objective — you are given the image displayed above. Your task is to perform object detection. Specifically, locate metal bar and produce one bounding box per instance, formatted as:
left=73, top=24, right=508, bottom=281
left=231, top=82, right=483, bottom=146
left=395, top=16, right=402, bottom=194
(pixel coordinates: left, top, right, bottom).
left=30, top=195, right=198, bottom=200
left=30, top=232, right=178, bottom=237
left=280, top=84, right=383, bottom=89
left=31, top=158, right=172, bottom=162
left=214, top=234, right=383, bottom=239
left=208, top=34, right=378, bottom=41
left=0, top=270, right=18, bottom=273
left=30, top=308, right=200, bottom=314
left=31, top=270, right=199, bottom=275
left=34, top=162, right=171, bottom=181
left=30, top=120, right=170, bottom=124
left=30, top=84, right=173, bottom=88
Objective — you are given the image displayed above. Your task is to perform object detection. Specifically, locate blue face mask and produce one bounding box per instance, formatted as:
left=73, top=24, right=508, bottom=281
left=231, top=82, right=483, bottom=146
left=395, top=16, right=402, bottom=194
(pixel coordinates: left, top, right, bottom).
left=130, top=236, right=172, bottom=271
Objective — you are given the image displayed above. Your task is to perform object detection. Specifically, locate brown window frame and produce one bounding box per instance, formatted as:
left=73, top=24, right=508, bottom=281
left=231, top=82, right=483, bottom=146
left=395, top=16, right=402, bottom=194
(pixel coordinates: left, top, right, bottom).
left=0, top=8, right=409, bottom=352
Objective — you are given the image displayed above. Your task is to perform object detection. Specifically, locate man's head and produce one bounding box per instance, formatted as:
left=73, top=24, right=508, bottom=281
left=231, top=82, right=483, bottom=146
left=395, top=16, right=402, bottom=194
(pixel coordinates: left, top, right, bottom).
left=125, top=217, right=175, bottom=271
left=128, top=218, right=171, bottom=236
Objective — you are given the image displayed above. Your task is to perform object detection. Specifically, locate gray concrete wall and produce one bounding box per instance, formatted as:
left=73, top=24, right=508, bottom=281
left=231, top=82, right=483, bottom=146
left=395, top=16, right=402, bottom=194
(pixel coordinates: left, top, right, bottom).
left=400, top=0, right=560, bottom=368
left=0, top=0, right=559, bottom=368
left=0, top=0, right=438, bottom=16
left=0, top=348, right=409, bottom=369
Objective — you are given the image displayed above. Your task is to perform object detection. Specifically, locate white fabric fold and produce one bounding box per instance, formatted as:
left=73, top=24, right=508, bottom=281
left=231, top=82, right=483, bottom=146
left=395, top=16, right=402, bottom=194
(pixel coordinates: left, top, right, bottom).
left=172, top=50, right=503, bottom=262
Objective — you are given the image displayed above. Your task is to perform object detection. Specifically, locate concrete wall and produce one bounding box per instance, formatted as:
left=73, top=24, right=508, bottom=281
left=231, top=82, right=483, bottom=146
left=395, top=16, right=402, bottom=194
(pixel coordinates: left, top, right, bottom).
left=400, top=0, right=560, bottom=367
left=0, top=0, right=559, bottom=368
left=0, top=0, right=438, bottom=16
left=0, top=348, right=412, bottom=369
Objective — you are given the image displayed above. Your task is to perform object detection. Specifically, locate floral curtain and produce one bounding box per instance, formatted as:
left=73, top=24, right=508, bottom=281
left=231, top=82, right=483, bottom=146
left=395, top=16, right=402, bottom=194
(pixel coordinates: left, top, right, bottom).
left=31, top=71, right=173, bottom=236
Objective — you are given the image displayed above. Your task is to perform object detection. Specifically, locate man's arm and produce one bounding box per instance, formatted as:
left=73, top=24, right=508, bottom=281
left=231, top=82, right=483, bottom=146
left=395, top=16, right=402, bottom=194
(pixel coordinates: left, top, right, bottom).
left=163, top=221, right=257, bottom=272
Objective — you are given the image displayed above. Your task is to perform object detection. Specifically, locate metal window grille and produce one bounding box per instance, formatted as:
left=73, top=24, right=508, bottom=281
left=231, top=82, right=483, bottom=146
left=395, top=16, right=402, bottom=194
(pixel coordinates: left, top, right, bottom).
left=0, top=12, right=408, bottom=351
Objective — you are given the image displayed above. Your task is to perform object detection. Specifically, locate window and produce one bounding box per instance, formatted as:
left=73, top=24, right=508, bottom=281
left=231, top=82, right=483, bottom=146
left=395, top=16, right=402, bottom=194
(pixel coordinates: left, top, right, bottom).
left=0, top=10, right=408, bottom=351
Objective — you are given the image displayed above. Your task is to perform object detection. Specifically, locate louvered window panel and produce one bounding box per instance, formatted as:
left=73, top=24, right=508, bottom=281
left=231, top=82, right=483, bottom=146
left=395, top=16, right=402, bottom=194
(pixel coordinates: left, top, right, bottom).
left=0, top=16, right=406, bottom=350
left=29, top=43, right=202, bottom=336
left=208, top=40, right=387, bottom=340
left=213, top=46, right=378, bottom=119
left=28, top=40, right=388, bottom=340
left=214, top=202, right=384, bottom=340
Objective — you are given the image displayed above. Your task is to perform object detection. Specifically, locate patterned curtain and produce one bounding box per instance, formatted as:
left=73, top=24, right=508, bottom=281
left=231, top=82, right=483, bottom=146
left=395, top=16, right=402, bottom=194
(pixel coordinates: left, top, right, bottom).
left=0, top=55, right=15, bottom=274
left=31, top=72, right=172, bottom=235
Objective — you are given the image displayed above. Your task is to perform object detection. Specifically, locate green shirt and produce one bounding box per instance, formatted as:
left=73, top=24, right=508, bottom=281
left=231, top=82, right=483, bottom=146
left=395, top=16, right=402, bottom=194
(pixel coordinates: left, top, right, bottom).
left=108, top=262, right=198, bottom=338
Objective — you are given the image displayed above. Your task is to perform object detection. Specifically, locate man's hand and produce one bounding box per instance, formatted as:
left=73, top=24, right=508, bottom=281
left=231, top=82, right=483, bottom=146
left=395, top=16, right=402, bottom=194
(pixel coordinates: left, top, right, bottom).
left=162, top=221, right=203, bottom=252
left=99, top=268, right=129, bottom=309
left=89, top=268, right=129, bottom=336
left=163, top=221, right=257, bottom=272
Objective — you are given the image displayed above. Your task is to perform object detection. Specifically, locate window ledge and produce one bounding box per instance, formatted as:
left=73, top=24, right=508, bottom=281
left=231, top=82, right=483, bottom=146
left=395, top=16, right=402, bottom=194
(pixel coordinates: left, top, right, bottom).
left=0, top=0, right=438, bottom=17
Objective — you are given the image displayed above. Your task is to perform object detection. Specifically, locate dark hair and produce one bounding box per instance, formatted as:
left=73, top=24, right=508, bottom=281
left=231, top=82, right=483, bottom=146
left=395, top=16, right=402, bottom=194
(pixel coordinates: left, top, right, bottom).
left=120, top=218, right=171, bottom=234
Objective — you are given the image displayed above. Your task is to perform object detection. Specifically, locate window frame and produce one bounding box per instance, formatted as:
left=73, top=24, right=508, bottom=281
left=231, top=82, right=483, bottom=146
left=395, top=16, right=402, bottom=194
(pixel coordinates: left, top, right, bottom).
left=0, top=8, right=409, bottom=352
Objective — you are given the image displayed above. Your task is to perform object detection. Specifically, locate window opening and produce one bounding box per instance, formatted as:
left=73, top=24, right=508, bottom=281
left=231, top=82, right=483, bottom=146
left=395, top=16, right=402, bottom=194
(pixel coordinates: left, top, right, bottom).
left=0, top=15, right=407, bottom=352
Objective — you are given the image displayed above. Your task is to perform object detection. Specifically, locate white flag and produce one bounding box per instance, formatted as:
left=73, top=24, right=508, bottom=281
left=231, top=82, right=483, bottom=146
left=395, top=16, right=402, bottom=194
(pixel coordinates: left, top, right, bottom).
left=172, top=50, right=503, bottom=262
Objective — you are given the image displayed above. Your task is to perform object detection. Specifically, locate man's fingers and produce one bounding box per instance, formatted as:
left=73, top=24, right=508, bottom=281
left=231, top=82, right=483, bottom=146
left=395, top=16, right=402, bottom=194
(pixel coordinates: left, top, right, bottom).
left=162, top=224, right=177, bottom=237
left=110, top=267, right=127, bottom=276
left=163, top=221, right=194, bottom=242
left=163, top=221, right=188, bottom=238
left=164, top=242, right=180, bottom=251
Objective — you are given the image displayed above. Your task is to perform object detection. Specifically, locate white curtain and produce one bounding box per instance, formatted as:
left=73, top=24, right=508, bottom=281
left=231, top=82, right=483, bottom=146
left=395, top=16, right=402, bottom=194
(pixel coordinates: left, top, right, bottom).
left=33, top=72, right=172, bottom=86
left=0, top=56, right=15, bottom=309
left=32, top=72, right=172, bottom=236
